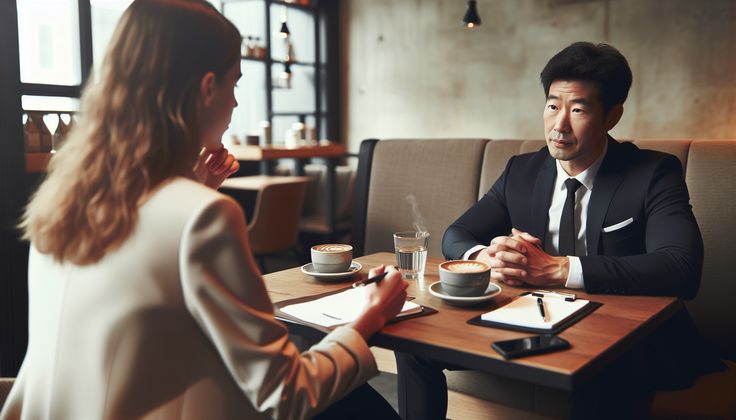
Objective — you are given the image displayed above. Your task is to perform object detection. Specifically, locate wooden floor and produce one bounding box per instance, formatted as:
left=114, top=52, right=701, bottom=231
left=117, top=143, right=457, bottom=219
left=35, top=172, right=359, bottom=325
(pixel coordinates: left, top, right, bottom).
left=371, top=348, right=556, bottom=420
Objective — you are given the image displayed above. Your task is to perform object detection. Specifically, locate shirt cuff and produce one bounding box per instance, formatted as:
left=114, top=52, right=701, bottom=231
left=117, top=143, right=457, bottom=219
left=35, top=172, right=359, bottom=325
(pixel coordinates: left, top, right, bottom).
left=463, top=245, right=487, bottom=260
left=564, top=256, right=585, bottom=289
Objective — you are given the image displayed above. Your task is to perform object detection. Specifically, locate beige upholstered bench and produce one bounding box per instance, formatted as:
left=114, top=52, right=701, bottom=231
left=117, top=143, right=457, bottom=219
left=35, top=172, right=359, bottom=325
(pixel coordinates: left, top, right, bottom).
left=352, top=138, right=736, bottom=418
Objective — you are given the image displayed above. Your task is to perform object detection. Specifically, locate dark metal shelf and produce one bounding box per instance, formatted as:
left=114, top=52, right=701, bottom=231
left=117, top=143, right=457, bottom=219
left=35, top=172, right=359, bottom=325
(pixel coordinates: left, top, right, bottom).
left=241, top=56, right=317, bottom=67
left=20, top=83, right=82, bottom=98
left=222, top=0, right=316, bottom=12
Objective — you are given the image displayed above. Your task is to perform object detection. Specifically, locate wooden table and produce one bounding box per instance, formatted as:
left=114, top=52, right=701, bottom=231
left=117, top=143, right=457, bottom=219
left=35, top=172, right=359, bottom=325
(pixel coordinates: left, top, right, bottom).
left=230, top=144, right=347, bottom=235
left=265, top=252, right=682, bottom=391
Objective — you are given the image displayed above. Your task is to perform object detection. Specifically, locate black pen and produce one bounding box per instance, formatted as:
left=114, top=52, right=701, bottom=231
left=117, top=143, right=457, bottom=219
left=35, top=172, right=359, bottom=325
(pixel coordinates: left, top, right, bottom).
left=352, top=271, right=389, bottom=288
left=537, top=297, right=546, bottom=321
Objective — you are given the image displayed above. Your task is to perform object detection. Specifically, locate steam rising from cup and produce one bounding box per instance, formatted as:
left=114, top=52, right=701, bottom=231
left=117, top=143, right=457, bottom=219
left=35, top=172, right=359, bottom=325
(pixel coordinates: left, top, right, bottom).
left=406, top=194, right=427, bottom=233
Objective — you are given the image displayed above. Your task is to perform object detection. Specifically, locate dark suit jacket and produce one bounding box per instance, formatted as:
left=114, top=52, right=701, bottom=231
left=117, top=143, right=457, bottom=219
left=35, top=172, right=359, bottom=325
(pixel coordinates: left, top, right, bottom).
left=442, top=137, right=704, bottom=299
left=442, top=138, right=723, bottom=388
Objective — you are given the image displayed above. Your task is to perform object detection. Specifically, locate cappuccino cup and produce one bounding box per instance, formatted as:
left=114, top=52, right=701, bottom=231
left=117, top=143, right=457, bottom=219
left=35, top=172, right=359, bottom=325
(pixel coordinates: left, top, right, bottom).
left=311, top=244, right=353, bottom=273
left=438, top=260, right=491, bottom=297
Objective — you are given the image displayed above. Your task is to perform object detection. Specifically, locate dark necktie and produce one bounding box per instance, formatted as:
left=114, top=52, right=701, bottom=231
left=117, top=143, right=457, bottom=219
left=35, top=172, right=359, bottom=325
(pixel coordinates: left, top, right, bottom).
left=559, top=178, right=583, bottom=256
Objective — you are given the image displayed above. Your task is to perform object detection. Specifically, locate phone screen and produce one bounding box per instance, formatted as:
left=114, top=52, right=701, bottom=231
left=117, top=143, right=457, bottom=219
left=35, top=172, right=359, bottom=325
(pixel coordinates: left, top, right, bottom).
left=491, top=334, right=570, bottom=359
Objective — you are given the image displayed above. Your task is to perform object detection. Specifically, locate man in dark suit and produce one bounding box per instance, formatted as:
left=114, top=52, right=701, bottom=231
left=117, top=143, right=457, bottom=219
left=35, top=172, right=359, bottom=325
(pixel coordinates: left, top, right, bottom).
left=396, top=42, right=723, bottom=420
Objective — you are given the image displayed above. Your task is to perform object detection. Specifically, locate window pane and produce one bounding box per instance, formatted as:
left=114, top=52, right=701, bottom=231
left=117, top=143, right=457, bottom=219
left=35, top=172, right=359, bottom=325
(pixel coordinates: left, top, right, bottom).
left=225, top=60, right=267, bottom=144
left=223, top=0, right=266, bottom=50
left=17, top=0, right=82, bottom=85
left=90, top=0, right=134, bottom=69
left=272, top=63, right=315, bottom=113
left=270, top=5, right=314, bottom=64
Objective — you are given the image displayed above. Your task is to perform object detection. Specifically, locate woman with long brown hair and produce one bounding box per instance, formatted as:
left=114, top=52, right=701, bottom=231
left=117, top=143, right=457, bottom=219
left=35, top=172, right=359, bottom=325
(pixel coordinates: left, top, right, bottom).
left=1, top=1, right=406, bottom=419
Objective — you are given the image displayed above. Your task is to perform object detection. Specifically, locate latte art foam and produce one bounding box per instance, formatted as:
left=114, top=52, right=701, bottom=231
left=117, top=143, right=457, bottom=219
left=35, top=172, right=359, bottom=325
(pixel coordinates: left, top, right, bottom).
left=443, top=261, right=488, bottom=273
left=312, top=244, right=352, bottom=253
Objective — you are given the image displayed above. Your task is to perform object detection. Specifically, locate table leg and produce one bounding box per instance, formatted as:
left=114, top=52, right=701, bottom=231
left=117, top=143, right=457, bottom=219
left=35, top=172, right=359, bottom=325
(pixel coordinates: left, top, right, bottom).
left=294, top=159, right=306, bottom=176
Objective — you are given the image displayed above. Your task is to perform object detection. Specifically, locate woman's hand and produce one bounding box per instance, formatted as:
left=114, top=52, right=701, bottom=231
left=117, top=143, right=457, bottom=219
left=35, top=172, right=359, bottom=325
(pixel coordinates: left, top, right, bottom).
left=349, top=265, right=409, bottom=340
left=194, top=146, right=240, bottom=189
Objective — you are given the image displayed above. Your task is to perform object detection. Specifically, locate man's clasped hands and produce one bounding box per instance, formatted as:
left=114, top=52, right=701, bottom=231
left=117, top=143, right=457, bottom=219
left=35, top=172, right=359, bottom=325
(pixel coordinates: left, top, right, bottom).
left=473, top=228, right=570, bottom=287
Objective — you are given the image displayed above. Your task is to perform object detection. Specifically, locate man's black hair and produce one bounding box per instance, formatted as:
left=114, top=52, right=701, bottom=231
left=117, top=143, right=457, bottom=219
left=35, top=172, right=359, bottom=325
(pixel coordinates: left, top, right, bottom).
left=540, top=42, right=633, bottom=114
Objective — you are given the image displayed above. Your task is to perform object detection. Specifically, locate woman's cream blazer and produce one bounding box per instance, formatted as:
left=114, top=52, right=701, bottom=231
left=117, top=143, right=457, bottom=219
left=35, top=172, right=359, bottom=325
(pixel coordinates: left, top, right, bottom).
left=1, top=178, right=377, bottom=420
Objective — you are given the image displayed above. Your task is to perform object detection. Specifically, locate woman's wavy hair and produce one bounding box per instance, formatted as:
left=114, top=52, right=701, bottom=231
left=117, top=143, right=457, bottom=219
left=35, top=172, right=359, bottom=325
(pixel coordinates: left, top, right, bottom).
left=21, top=0, right=241, bottom=264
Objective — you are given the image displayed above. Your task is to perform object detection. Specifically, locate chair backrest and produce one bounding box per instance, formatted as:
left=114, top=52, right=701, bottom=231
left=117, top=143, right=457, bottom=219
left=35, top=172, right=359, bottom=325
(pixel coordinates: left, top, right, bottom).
left=248, top=179, right=309, bottom=255
left=679, top=140, right=736, bottom=360
left=0, top=377, right=14, bottom=411
left=358, top=139, right=488, bottom=258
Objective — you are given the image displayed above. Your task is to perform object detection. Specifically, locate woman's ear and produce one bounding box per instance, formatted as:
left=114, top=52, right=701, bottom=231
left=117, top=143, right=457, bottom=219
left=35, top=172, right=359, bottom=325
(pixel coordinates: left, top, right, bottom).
left=604, top=104, right=624, bottom=131
left=199, top=71, right=217, bottom=107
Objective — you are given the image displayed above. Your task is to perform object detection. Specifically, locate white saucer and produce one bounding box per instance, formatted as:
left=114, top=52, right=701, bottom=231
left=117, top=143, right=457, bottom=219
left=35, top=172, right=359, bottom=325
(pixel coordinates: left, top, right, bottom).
left=428, top=281, right=502, bottom=306
left=301, top=262, right=363, bottom=282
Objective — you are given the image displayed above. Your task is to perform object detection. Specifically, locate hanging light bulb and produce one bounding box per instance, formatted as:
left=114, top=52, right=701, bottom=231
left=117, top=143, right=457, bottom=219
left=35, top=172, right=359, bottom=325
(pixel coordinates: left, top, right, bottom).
left=279, top=62, right=292, bottom=89
left=279, top=7, right=290, bottom=38
left=462, top=0, right=481, bottom=28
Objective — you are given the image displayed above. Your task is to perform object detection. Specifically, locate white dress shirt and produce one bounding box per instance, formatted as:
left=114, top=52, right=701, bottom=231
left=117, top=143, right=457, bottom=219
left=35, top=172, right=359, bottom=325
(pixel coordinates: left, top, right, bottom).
left=463, top=142, right=607, bottom=289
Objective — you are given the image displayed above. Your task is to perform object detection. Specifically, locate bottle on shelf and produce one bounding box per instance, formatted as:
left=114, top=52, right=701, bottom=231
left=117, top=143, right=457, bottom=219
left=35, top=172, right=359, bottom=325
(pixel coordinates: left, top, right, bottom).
left=23, top=113, right=41, bottom=153
left=260, top=120, right=272, bottom=146
left=26, top=112, right=53, bottom=152
left=253, top=36, right=266, bottom=59
left=243, top=35, right=255, bottom=58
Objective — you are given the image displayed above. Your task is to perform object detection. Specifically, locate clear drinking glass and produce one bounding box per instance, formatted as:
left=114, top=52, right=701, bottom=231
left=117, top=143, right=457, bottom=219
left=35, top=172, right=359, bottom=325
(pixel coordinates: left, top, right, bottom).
left=393, top=231, right=429, bottom=280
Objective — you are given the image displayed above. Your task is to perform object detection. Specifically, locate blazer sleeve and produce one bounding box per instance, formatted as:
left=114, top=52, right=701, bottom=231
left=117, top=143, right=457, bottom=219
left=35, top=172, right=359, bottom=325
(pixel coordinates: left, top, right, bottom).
left=580, top=155, right=704, bottom=299
left=442, top=157, right=514, bottom=260
left=178, top=197, right=378, bottom=420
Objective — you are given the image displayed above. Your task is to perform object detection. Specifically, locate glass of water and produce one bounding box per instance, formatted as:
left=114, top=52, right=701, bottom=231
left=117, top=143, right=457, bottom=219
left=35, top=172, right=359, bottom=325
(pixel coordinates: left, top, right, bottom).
left=393, top=231, right=430, bottom=279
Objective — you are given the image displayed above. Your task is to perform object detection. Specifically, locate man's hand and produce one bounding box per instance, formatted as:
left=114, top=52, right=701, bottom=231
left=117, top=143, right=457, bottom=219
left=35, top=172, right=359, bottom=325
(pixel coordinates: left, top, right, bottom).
left=476, top=228, right=568, bottom=287
left=194, top=146, right=240, bottom=189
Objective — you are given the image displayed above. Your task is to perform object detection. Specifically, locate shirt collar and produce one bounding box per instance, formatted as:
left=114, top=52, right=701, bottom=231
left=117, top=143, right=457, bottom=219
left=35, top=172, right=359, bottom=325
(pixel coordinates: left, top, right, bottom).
left=554, top=140, right=608, bottom=192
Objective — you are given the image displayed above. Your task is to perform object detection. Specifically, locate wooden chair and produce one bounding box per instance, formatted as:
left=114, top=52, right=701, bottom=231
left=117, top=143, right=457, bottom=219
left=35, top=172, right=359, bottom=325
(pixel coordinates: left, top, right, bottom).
left=0, top=377, right=14, bottom=411
left=223, top=176, right=310, bottom=272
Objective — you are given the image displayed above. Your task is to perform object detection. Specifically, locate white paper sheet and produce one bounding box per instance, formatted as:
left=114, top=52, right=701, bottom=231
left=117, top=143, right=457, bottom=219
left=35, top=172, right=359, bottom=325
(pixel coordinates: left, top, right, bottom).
left=481, top=294, right=589, bottom=330
left=281, top=287, right=422, bottom=328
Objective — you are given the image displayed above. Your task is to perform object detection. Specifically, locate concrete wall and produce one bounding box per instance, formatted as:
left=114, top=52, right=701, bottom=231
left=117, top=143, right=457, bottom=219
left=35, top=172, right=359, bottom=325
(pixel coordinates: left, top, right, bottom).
left=341, top=0, right=736, bottom=152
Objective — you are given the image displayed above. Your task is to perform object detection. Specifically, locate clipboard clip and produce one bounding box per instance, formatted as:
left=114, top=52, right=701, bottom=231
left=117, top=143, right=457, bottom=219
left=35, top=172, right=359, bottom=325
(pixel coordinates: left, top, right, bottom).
left=531, top=289, right=576, bottom=302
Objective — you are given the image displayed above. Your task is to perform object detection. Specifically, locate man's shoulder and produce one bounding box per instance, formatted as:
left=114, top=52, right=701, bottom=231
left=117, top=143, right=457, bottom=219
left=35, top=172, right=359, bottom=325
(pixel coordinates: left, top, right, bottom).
left=506, top=145, right=552, bottom=171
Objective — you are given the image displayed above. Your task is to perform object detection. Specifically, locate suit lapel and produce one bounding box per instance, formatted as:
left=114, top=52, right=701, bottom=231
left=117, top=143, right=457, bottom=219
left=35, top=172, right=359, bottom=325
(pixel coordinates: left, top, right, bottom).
left=531, top=156, right=556, bottom=249
left=586, top=139, right=624, bottom=256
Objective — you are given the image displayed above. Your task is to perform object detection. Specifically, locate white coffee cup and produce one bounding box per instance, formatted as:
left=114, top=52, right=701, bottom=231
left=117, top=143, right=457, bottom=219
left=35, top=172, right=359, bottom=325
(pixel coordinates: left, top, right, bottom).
left=438, top=260, right=491, bottom=297
left=311, top=244, right=353, bottom=273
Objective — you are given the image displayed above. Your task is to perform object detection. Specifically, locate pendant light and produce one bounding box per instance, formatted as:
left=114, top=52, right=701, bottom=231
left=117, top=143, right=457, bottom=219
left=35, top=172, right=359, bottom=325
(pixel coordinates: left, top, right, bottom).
left=462, top=0, right=481, bottom=28
left=279, top=7, right=290, bottom=38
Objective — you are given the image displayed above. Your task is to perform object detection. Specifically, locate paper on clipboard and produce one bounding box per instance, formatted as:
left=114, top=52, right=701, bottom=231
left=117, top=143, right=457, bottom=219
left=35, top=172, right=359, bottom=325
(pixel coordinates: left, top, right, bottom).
left=280, top=287, right=422, bottom=328
left=481, top=293, right=590, bottom=330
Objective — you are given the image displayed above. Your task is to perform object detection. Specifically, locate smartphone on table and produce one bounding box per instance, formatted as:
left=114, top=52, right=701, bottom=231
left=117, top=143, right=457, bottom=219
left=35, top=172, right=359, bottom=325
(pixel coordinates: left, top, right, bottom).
left=491, top=334, right=570, bottom=359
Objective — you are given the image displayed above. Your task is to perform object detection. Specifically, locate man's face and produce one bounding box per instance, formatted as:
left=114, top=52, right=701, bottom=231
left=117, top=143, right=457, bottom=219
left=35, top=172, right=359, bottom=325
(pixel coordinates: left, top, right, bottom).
left=543, top=80, right=609, bottom=176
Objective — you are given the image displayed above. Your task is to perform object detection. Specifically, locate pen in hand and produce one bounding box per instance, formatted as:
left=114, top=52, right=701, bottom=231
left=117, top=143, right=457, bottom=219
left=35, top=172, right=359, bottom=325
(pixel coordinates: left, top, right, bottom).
left=537, top=297, right=546, bottom=322
left=352, top=271, right=389, bottom=288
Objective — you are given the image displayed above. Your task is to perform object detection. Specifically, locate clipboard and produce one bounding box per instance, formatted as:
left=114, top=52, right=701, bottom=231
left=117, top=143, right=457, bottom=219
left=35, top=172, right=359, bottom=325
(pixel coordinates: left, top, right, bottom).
left=467, top=291, right=602, bottom=335
left=274, top=286, right=437, bottom=334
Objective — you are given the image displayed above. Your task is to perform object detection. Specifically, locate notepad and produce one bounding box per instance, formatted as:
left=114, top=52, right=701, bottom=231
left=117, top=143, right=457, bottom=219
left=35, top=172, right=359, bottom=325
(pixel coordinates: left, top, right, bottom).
left=280, top=287, right=422, bottom=328
left=481, top=293, right=591, bottom=330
